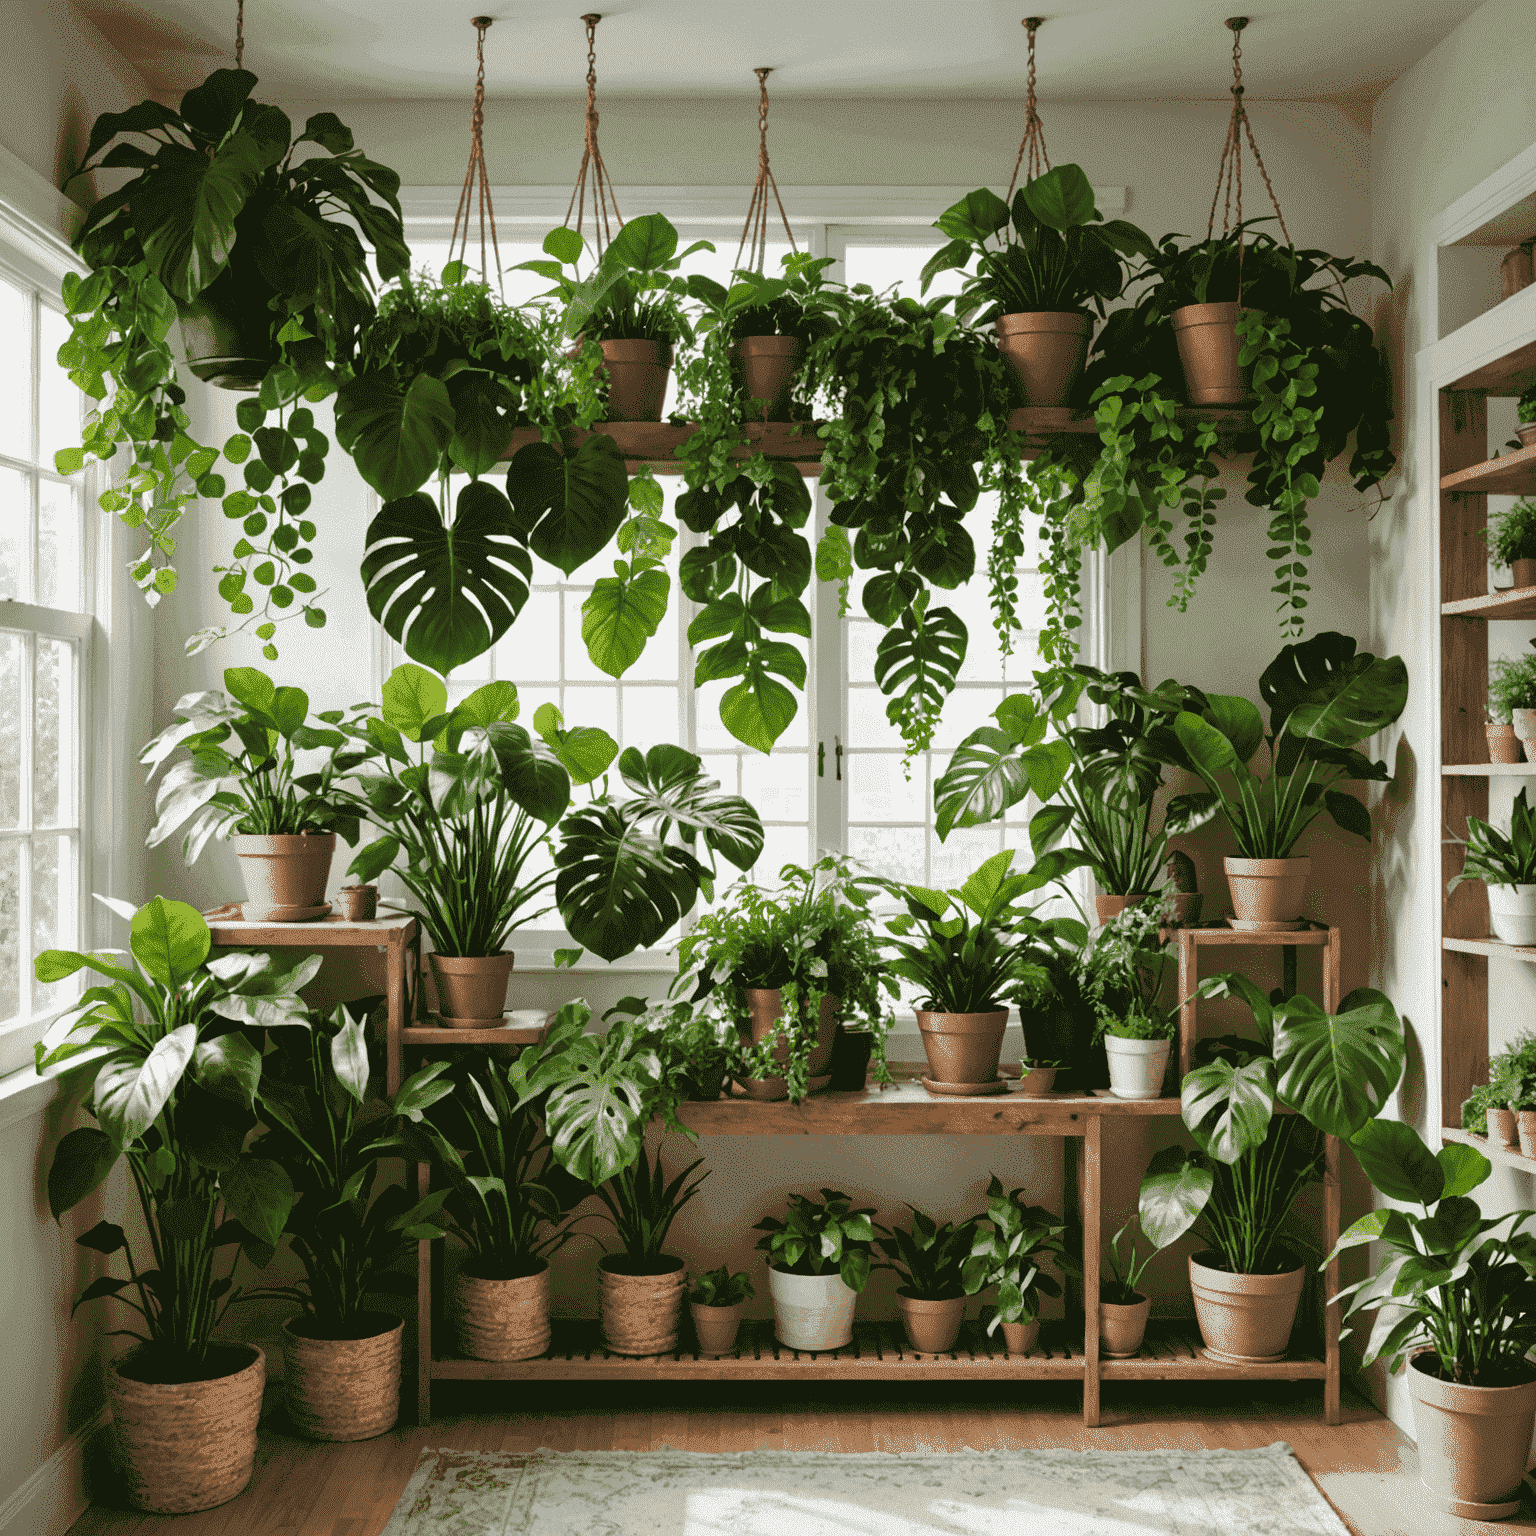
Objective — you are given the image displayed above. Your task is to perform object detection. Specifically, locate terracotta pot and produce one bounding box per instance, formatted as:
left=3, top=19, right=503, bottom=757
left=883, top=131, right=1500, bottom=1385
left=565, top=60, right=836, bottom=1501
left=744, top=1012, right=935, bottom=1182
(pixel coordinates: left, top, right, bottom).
left=1099, top=1292, right=1151, bottom=1358
left=598, top=338, right=672, bottom=422
left=1189, top=1251, right=1305, bottom=1362
left=1519, top=421, right=1536, bottom=449
left=281, top=1313, right=401, bottom=1441
left=1000, top=1318, right=1040, bottom=1355
left=1094, top=892, right=1152, bottom=927
left=1518, top=1110, right=1536, bottom=1159
left=108, top=1343, right=265, bottom=1514
left=1408, top=1351, right=1536, bottom=1520
left=334, top=883, right=377, bottom=921
left=1515, top=558, right=1536, bottom=589
left=828, top=1026, right=874, bottom=1091
left=994, top=311, right=1091, bottom=406
left=1224, top=855, right=1311, bottom=932
left=455, top=1261, right=551, bottom=1362
left=1104, top=1036, right=1170, bottom=1100
left=1487, top=722, right=1524, bottom=764
left=1486, top=1106, right=1517, bottom=1147
left=690, top=1298, right=747, bottom=1356
left=740, top=988, right=837, bottom=1095
left=1166, top=892, right=1204, bottom=927
left=768, top=1265, right=858, bottom=1351
left=429, top=951, right=515, bottom=1020
left=736, top=1074, right=788, bottom=1101
left=1501, top=246, right=1535, bottom=301
left=1018, top=1065, right=1057, bottom=1097
left=915, top=1009, right=1009, bottom=1086
left=1172, top=301, right=1252, bottom=406
left=232, top=832, right=335, bottom=919
left=895, top=1290, right=966, bottom=1353
left=598, top=1255, right=686, bottom=1356
left=1489, top=884, right=1536, bottom=947
left=735, top=335, right=800, bottom=420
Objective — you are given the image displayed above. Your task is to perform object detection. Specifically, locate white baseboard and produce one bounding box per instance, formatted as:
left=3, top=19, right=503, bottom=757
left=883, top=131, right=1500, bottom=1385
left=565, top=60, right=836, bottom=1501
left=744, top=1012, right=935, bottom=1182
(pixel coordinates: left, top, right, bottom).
left=0, top=1411, right=107, bottom=1536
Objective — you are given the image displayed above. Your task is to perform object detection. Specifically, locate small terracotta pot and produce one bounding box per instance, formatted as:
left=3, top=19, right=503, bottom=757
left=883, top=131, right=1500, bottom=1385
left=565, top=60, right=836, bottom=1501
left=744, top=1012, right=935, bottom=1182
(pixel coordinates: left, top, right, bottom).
left=455, top=1261, right=551, bottom=1362
left=1094, top=892, right=1152, bottom=926
left=740, top=988, right=837, bottom=1096
left=1487, top=722, right=1524, bottom=764
left=1172, top=301, right=1252, bottom=406
left=994, top=311, right=1091, bottom=406
left=1224, top=855, right=1311, bottom=931
left=1189, top=1251, right=1305, bottom=1362
left=1408, top=1351, right=1536, bottom=1520
left=1018, top=1065, right=1057, bottom=1097
left=1501, top=246, right=1535, bottom=301
left=108, top=1343, right=265, bottom=1514
left=1514, top=557, right=1536, bottom=589
left=334, top=883, right=377, bottom=921
left=429, top=951, right=514, bottom=1020
left=1000, top=1318, right=1040, bottom=1355
left=232, top=832, right=335, bottom=919
left=1099, top=1292, right=1151, bottom=1358
left=598, top=1255, right=686, bottom=1356
left=896, top=1290, right=966, bottom=1353
left=735, top=335, right=800, bottom=420
left=915, top=1009, right=1009, bottom=1086
left=281, top=1313, right=401, bottom=1441
left=736, top=1074, right=789, bottom=1101
left=1104, top=1036, right=1170, bottom=1100
left=1486, top=1106, right=1517, bottom=1146
left=768, top=1266, right=857, bottom=1351
left=1519, top=421, right=1536, bottom=449
left=598, top=338, right=672, bottom=422
left=690, top=1298, right=747, bottom=1356
left=1517, top=1110, right=1536, bottom=1159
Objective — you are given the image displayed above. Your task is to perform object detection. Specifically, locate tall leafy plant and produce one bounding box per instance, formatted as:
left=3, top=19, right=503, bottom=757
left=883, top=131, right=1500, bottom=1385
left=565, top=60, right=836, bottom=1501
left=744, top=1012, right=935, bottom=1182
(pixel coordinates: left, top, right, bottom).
left=961, top=1177, right=1075, bottom=1334
left=1447, top=787, right=1536, bottom=891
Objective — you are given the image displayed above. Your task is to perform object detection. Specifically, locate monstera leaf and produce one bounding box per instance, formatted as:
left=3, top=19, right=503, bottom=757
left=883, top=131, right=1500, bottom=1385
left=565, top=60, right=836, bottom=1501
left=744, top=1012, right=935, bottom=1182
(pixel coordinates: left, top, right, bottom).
left=874, top=600, right=967, bottom=755
left=1181, top=1056, right=1277, bottom=1164
left=336, top=370, right=456, bottom=501
left=1259, top=631, right=1409, bottom=771
left=1138, top=1146, right=1215, bottom=1251
left=505, top=435, right=629, bottom=576
left=1271, top=988, right=1406, bottom=1140
left=616, top=745, right=764, bottom=869
left=361, top=481, right=533, bottom=676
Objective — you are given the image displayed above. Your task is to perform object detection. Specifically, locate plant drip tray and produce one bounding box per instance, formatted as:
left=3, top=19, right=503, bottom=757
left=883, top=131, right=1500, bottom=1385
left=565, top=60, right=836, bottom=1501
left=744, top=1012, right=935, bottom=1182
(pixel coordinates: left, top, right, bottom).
left=920, top=1076, right=1008, bottom=1097
left=240, top=901, right=331, bottom=923
left=430, top=1014, right=545, bottom=1041
left=1198, top=1345, right=1286, bottom=1365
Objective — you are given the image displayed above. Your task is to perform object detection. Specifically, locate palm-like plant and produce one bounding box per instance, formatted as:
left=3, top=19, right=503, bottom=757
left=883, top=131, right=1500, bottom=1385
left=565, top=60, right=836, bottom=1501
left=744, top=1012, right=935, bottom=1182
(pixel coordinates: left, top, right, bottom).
left=594, top=1145, right=709, bottom=1275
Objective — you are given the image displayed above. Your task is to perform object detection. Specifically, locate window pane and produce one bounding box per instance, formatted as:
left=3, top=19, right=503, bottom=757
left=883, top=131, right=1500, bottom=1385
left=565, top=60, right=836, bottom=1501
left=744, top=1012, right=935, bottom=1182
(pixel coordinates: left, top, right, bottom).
left=0, top=633, right=20, bottom=828
left=742, top=749, right=808, bottom=823
left=753, top=823, right=810, bottom=883
left=0, top=277, right=32, bottom=462
left=495, top=591, right=560, bottom=683
left=618, top=684, right=683, bottom=746
left=561, top=685, right=618, bottom=739
left=33, top=637, right=73, bottom=828
left=39, top=306, right=80, bottom=466
left=848, top=752, right=925, bottom=824
left=849, top=824, right=924, bottom=886
left=0, top=839, right=19, bottom=1025
left=0, top=466, right=29, bottom=602
left=36, top=479, right=81, bottom=611
left=31, top=834, right=73, bottom=1012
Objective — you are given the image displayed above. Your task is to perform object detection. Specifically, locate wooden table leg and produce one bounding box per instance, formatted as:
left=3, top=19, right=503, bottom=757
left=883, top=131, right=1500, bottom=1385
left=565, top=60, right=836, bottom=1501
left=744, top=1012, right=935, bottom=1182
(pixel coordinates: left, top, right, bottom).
left=1082, top=1118, right=1101, bottom=1428
left=1178, top=930, right=1197, bottom=1081
left=1324, top=1133, right=1342, bottom=1425
left=385, top=933, right=403, bottom=1095
left=417, top=1161, right=433, bottom=1425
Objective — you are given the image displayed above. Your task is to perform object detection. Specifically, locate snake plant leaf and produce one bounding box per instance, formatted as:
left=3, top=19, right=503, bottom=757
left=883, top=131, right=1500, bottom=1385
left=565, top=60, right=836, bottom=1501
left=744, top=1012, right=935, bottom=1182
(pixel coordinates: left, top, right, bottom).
left=582, top=561, right=671, bottom=678
left=362, top=482, right=533, bottom=676
left=1271, top=988, right=1406, bottom=1139
left=1138, top=1145, right=1214, bottom=1251
left=1181, top=1056, right=1277, bottom=1163
left=504, top=436, right=629, bottom=576
left=336, top=371, right=456, bottom=501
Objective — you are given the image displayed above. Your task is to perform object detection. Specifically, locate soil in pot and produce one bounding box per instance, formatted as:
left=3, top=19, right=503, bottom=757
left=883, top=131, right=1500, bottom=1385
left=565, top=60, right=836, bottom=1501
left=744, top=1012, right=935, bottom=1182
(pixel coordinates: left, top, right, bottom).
left=1099, top=1292, right=1151, bottom=1358
left=735, top=335, right=800, bottom=420
left=690, top=1298, right=747, bottom=1357
left=1189, top=1251, right=1305, bottom=1362
left=109, top=1342, right=265, bottom=1514
left=1104, top=1036, right=1170, bottom=1100
left=1487, top=722, right=1524, bottom=765
left=430, top=951, right=516, bottom=1020
left=599, top=339, right=673, bottom=422
left=1224, top=855, right=1311, bottom=932
left=741, top=988, right=838, bottom=1095
left=828, top=1025, right=874, bottom=1091
left=233, top=832, right=335, bottom=920
left=915, top=1009, right=1008, bottom=1086
left=1172, top=302, right=1252, bottom=406
left=1488, top=885, right=1536, bottom=947
left=281, top=1312, right=402, bottom=1441
left=1408, top=1351, right=1536, bottom=1519
left=1000, top=1319, right=1040, bottom=1355
left=768, top=1266, right=858, bottom=1352
left=994, top=312, right=1090, bottom=406
left=456, top=1259, right=551, bottom=1362
left=896, top=1290, right=967, bottom=1353
left=599, top=1255, right=686, bottom=1356
left=1486, top=1106, right=1517, bottom=1146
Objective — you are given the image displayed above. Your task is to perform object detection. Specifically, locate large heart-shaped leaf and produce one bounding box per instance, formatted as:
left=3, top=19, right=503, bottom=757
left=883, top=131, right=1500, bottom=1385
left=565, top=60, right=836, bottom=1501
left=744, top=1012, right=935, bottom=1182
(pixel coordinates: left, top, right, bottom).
left=1021, top=163, right=1097, bottom=231
left=382, top=663, right=450, bottom=742
left=1349, top=1118, right=1444, bottom=1207
left=1138, top=1145, right=1214, bottom=1251
left=178, top=68, right=259, bottom=140
left=130, top=898, right=210, bottom=989
left=720, top=640, right=804, bottom=753
left=447, top=371, right=519, bottom=476
left=362, top=482, right=533, bottom=675
left=1271, top=987, right=1405, bottom=1139
left=601, top=212, right=680, bottom=273
left=93, top=1024, right=198, bottom=1146
left=192, top=1033, right=262, bottom=1109
left=542, top=1026, right=663, bottom=1185
left=873, top=603, right=967, bottom=754
left=1259, top=631, right=1408, bottom=771
left=617, top=744, right=764, bottom=868
left=582, top=562, right=671, bottom=678
left=505, top=436, right=629, bottom=577
left=934, top=187, right=1011, bottom=244
left=47, top=1127, right=120, bottom=1219
left=1181, top=1056, right=1276, bottom=1163
left=220, top=1154, right=295, bottom=1248
left=532, top=703, right=618, bottom=785
left=336, top=371, right=456, bottom=501
left=485, top=721, right=572, bottom=824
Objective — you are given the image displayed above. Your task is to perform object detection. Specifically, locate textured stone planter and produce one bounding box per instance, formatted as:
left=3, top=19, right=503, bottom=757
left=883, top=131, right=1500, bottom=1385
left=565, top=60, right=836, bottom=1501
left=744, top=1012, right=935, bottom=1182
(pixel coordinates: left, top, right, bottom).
left=1099, top=1292, right=1151, bottom=1358
left=598, top=1256, right=686, bottom=1356
left=915, top=1009, right=1008, bottom=1086
left=994, top=311, right=1090, bottom=406
left=689, top=1298, right=747, bottom=1356
left=1224, top=855, right=1310, bottom=932
left=768, top=1266, right=858, bottom=1351
left=232, top=832, right=334, bottom=920
left=1409, top=1351, right=1536, bottom=1520
left=1104, top=1036, right=1170, bottom=1100
left=455, top=1261, right=551, bottom=1362
left=896, top=1290, right=966, bottom=1353
left=281, top=1314, right=402, bottom=1441
left=1189, top=1251, right=1305, bottom=1363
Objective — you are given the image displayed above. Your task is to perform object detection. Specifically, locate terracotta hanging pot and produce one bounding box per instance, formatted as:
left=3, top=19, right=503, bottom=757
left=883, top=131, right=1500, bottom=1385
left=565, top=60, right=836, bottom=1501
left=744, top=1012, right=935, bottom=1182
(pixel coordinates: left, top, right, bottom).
left=896, top=1291, right=966, bottom=1354
left=428, top=951, right=515, bottom=1022
left=107, top=1343, right=265, bottom=1514
left=281, top=1313, right=402, bottom=1442
left=598, top=1256, right=686, bottom=1356
left=994, top=311, right=1091, bottom=406
left=1094, top=892, right=1151, bottom=927
left=455, top=1261, right=551, bottom=1362
left=1485, top=1106, right=1516, bottom=1147
left=914, top=1009, right=1009, bottom=1086
left=1408, top=1351, right=1536, bottom=1520
left=690, top=1297, right=747, bottom=1356
left=1099, top=1292, right=1151, bottom=1358
left=232, top=832, right=335, bottom=921
left=1189, top=1251, right=1305, bottom=1362
left=1224, top=855, right=1311, bottom=931
left=1000, top=1318, right=1040, bottom=1355
left=1487, top=722, right=1523, bottom=764
left=1172, top=301, right=1253, bottom=406
left=735, top=335, right=800, bottom=420
left=739, top=988, right=838, bottom=1096
left=598, top=338, right=672, bottom=421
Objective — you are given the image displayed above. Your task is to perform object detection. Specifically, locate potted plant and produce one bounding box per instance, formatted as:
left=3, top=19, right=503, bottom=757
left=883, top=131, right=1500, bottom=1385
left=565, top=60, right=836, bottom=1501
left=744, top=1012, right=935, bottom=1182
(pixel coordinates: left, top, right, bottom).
left=141, top=666, right=360, bottom=919
left=1099, top=1214, right=1163, bottom=1358
left=1488, top=649, right=1536, bottom=763
left=34, top=897, right=315, bottom=1512
left=961, top=1177, right=1074, bottom=1354
left=874, top=1205, right=980, bottom=1354
left=1017, top=1056, right=1062, bottom=1097
left=1519, top=382, right=1536, bottom=448
left=1166, top=631, right=1409, bottom=929
left=754, top=1189, right=876, bottom=1351
left=924, top=165, right=1155, bottom=406
left=1330, top=1122, right=1536, bottom=1519
left=1082, top=899, right=1177, bottom=1100
left=243, top=1004, right=454, bottom=1438
left=617, top=996, right=741, bottom=1102
left=1141, top=972, right=1405, bottom=1365
left=1448, top=787, right=1536, bottom=946
left=689, top=1266, right=755, bottom=1357
left=1462, top=1037, right=1536, bottom=1149
left=1485, top=499, right=1536, bottom=591
left=674, top=855, right=894, bottom=1102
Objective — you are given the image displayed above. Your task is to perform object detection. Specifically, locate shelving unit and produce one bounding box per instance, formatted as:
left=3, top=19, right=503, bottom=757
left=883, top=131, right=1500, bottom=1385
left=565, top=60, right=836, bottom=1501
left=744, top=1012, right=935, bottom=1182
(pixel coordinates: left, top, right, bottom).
left=1442, top=1126, right=1536, bottom=1176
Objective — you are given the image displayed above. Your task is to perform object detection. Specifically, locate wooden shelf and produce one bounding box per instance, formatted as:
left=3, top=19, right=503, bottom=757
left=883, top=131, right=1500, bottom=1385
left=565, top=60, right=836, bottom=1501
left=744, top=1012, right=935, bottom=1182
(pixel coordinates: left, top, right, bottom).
left=499, top=420, right=824, bottom=474
left=1443, top=935, right=1536, bottom=964
left=206, top=908, right=418, bottom=948
left=1172, top=921, right=1336, bottom=948
left=1443, top=762, right=1536, bottom=775
left=402, top=1023, right=545, bottom=1046
left=1442, top=585, right=1536, bottom=620
left=1449, top=337, right=1536, bottom=397
left=1443, top=1126, right=1536, bottom=1173
left=1440, top=440, right=1536, bottom=496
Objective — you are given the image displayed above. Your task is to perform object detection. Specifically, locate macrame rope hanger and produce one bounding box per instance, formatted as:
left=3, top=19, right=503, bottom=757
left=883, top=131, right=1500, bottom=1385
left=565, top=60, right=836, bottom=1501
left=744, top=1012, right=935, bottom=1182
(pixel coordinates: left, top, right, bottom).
left=449, top=16, right=503, bottom=292
left=1004, top=17, right=1051, bottom=203
left=235, top=0, right=245, bottom=68
left=565, top=13, right=624, bottom=259
left=735, top=68, right=797, bottom=274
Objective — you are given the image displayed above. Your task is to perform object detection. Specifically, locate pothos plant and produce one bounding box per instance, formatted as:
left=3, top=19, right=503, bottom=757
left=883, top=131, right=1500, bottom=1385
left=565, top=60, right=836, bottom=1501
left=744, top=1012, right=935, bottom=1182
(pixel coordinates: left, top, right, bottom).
left=55, top=69, right=408, bottom=656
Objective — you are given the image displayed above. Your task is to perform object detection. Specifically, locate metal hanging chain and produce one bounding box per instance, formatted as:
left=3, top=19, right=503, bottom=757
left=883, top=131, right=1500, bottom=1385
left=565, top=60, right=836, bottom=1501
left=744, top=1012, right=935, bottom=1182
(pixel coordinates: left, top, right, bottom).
left=235, top=0, right=244, bottom=68
left=1004, top=17, right=1051, bottom=204
left=1205, top=16, right=1291, bottom=245
left=449, top=16, right=504, bottom=291
left=564, top=13, right=624, bottom=259
left=735, top=68, right=798, bottom=274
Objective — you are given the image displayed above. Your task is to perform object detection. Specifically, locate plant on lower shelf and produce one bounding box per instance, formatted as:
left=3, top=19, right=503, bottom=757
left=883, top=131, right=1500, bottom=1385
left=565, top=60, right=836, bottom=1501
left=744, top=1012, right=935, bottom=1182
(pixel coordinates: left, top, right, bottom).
left=1488, top=649, right=1536, bottom=724
left=755, top=1189, right=877, bottom=1291
left=690, top=1266, right=755, bottom=1308
left=961, top=1177, right=1075, bottom=1337
left=1102, top=1213, right=1162, bottom=1307
left=1521, top=383, right=1536, bottom=427
left=593, top=1143, right=709, bottom=1277
left=874, top=1206, right=980, bottom=1301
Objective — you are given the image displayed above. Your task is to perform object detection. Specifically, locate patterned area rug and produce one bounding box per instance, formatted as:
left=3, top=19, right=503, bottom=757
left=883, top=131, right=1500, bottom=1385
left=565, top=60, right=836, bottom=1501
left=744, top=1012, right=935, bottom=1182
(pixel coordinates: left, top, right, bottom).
left=379, top=1444, right=1351, bottom=1535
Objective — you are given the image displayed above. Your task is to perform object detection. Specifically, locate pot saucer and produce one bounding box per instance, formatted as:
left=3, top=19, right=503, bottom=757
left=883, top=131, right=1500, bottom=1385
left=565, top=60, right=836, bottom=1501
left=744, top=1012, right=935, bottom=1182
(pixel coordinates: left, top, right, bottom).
left=1100, top=1347, right=1143, bottom=1360
left=240, top=901, right=331, bottom=923
left=431, top=1013, right=534, bottom=1034
left=920, top=1076, right=1008, bottom=1097
left=1197, top=1344, right=1287, bottom=1365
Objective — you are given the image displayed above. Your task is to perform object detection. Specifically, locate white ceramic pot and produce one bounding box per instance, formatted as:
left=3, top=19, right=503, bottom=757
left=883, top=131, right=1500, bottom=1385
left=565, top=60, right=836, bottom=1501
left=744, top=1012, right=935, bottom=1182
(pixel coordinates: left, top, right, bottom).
left=1488, top=883, right=1536, bottom=947
left=1104, top=1036, right=1171, bottom=1100
left=767, top=1266, right=858, bottom=1351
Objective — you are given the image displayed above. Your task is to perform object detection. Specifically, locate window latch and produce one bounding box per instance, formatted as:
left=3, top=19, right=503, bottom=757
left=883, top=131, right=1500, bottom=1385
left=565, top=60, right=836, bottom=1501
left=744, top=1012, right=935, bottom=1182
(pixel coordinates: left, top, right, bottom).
left=835, top=735, right=843, bottom=782
left=817, top=741, right=825, bottom=777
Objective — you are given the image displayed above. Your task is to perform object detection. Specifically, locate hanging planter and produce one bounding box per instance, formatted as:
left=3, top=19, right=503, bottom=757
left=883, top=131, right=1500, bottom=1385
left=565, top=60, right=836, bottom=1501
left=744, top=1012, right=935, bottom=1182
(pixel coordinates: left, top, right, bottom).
left=1170, top=301, right=1249, bottom=405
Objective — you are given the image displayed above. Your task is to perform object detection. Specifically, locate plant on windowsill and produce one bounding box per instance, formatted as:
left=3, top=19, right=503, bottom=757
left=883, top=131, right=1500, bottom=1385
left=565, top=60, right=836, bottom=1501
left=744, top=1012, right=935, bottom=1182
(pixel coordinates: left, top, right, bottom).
left=1447, top=786, right=1536, bottom=947
left=874, top=1205, right=981, bottom=1353
left=140, top=664, right=360, bottom=919
left=240, top=1003, right=454, bottom=1439
left=34, top=896, right=315, bottom=1513
left=961, top=1177, right=1075, bottom=1355
left=688, top=1265, right=755, bottom=1356
left=754, top=1189, right=877, bottom=1352
left=1081, top=897, right=1177, bottom=1101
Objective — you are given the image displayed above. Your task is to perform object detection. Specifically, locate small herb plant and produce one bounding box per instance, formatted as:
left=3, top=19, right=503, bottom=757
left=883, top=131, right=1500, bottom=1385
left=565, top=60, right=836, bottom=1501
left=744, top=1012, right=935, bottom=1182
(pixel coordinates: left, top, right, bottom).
left=1082, top=899, right=1176, bottom=1044
left=1520, top=384, right=1536, bottom=426
left=1485, top=500, right=1536, bottom=568
left=593, top=1144, right=709, bottom=1276
left=754, top=1189, right=877, bottom=1292
left=1489, top=649, right=1536, bottom=722
left=874, top=1206, right=980, bottom=1301
left=961, top=1177, right=1075, bottom=1333
left=1448, top=787, right=1536, bottom=891
left=1462, top=1034, right=1536, bottom=1132
left=690, top=1266, right=755, bottom=1308
left=1103, top=1214, right=1159, bottom=1305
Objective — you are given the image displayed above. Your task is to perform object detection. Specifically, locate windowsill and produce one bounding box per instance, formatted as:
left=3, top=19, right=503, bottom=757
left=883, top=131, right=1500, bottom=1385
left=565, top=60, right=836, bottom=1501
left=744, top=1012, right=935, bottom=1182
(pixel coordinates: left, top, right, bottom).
left=514, top=949, right=679, bottom=974
left=0, top=1063, right=62, bottom=1133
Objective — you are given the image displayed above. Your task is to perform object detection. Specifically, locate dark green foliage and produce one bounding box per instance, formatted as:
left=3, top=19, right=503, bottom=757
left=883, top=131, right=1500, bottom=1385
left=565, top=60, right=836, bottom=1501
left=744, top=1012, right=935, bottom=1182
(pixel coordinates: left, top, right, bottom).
left=874, top=1206, right=980, bottom=1301
left=754, top=1190, right=878, bottom=1292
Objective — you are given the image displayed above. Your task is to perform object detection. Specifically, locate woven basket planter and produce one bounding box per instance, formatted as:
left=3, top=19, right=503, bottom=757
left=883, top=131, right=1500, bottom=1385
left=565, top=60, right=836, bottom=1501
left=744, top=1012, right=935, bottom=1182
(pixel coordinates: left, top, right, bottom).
left=598, top=1256, right=686, bottom=1356
left=281, top=1314, right=402, bottom=1441
left=455, top=1262, right=552, bottom=1362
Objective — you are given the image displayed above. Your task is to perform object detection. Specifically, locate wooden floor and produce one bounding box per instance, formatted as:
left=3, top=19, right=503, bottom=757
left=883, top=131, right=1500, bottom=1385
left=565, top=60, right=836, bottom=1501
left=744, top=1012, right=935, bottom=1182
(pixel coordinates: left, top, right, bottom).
left=68, top=1378, right=1536, bottom=1536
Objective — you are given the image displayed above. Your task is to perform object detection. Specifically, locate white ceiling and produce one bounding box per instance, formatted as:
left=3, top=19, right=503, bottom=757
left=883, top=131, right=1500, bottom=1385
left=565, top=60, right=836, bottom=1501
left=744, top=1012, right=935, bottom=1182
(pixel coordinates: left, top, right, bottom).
left=78, top=0, right=1482, bottom=103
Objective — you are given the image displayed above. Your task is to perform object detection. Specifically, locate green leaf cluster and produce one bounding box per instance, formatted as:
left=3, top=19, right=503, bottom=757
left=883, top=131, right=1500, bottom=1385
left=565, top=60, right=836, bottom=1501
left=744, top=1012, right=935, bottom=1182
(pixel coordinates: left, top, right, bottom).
left=960, top=1177, right=1075, bottom=1331
left=754, top=1189, right=878, bottom=1293
left=1448, top=786, right=1536, bottom=892
left=874, top=1205, right=980, bottom=1301
left=689, top=1264, right=755, bottom=1307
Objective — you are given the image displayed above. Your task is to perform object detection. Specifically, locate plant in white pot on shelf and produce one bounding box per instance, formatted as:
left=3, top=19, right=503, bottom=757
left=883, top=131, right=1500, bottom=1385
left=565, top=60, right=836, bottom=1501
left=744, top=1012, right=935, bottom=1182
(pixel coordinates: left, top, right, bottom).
left=1487, top=649, right=1536, bottom=765
left=873, top=1205, right=981, bottom=1355
left=141, top=667, right=360, bottom=921
left=754, top=1190, right=877, bottom=1352
left=1081, top=898, right=1177, bottom=1100
left=961, top=1177, right=1075, bottom=1356
left=1449, top=787, right=1536, bottom=947
left=1329, top=1123, right=1536, bottom=1520
left=1139, top=971, right=1405, bottom=1367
